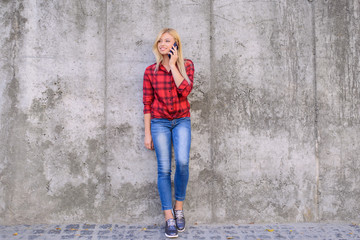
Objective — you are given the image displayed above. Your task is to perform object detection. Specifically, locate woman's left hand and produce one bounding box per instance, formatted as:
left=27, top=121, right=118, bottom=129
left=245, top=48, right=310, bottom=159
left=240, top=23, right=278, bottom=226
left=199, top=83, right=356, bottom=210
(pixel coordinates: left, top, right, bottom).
left=169, top=45, right=178, bottom=66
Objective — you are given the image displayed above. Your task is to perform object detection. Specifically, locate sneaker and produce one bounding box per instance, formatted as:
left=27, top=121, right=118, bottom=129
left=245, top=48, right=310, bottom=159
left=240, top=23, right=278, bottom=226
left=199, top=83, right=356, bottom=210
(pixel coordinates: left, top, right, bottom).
left=173, top=209, right=185, bottom=232
left=165, top=218, right=178, bottom=238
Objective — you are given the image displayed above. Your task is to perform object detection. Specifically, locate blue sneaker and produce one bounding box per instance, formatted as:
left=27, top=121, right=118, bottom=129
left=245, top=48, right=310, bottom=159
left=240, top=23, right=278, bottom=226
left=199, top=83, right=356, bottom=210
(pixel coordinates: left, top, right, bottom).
left=173, top=209, right=185, bottom=232
left=165, top=218, right=178, bottom=238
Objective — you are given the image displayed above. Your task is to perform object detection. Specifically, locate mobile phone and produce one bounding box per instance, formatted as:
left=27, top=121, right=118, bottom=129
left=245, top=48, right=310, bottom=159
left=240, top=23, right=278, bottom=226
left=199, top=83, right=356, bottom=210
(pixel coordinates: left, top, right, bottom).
left=168, top=42, right=178, bottom=59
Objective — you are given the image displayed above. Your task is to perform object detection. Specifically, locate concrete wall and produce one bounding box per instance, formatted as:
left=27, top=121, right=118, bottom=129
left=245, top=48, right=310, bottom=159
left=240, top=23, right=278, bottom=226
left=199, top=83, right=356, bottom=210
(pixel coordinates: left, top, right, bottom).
left=0, top=0, right=359, bottom=225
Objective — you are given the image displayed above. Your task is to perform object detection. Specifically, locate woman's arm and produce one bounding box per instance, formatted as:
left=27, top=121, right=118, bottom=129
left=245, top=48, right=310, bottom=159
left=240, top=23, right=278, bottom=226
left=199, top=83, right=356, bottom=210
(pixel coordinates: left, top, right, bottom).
left=143, top=68, right=154, bottom=150
left=170, top=64, right=185, bottom=88
left=144, top=113, right=154, bottom=150
left=169, top=46, right=194, bottom=96
left=174, top=60, right=194, bottom=97
left=169, top=45, right=185, bottom=87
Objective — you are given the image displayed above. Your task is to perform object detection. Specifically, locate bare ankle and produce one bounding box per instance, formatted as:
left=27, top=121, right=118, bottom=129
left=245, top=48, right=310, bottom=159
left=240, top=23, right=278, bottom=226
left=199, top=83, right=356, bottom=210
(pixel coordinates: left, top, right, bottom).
left=174, top=201, right=183, bottom=211
left=164, top=209, right=174, bottom=221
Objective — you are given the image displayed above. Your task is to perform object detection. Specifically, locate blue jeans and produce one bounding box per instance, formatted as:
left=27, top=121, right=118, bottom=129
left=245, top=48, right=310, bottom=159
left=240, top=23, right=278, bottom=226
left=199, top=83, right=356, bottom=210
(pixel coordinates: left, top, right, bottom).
left=151, top=117, right=191, bottom=210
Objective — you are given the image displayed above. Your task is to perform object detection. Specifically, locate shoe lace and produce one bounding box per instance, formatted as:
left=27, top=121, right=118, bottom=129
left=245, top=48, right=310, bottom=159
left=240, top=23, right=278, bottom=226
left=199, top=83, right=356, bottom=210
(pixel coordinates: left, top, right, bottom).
left=167, top=218, right=176, bottom=228
left=174, top=210, right=184, bottom=219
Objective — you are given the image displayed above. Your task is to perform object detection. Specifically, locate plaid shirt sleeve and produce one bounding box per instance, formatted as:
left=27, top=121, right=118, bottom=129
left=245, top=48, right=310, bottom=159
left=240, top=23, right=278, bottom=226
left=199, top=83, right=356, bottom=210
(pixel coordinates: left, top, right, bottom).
left=176, top=59, right=194, bottom=97
left=142, top=67, right=154, bottom=114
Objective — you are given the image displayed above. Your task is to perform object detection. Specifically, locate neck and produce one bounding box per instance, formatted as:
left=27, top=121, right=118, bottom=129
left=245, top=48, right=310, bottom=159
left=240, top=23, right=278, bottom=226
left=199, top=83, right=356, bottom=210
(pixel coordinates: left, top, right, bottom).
left=162, top=55, right=170, bottom=66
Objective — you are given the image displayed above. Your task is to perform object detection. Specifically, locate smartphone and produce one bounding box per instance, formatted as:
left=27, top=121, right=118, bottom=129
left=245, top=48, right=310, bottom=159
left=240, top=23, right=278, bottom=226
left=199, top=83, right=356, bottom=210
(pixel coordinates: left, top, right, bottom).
left=168, top=42, right=178, bottom=59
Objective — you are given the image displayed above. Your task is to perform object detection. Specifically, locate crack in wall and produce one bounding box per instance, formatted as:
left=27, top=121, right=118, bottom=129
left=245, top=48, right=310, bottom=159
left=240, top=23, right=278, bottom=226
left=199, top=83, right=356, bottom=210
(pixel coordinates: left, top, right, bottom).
left=209, top=0, right=216, bottom=222
left=310, top=0, right=320, bottom=222
left=104, top=0, right=110, bottom=199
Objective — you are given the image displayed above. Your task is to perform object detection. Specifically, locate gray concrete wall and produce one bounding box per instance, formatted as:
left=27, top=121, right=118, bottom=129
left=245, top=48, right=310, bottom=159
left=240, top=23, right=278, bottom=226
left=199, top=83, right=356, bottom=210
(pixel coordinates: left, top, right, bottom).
left=0, top=0, right=359, bottom=225
left=315, top=0, right=360, bottom=222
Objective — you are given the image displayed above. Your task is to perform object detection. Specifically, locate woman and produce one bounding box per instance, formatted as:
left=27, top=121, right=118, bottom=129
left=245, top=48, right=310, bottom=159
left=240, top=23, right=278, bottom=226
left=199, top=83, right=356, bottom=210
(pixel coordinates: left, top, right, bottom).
left=143, top=28, right=194, bottom=238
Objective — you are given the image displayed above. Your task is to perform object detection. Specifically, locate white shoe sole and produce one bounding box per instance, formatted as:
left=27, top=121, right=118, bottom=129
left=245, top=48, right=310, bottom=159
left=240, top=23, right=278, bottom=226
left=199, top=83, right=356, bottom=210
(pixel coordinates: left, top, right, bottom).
left=177, top=227, right=185, bottom=232
left=165, top=233, right=178, bottom=238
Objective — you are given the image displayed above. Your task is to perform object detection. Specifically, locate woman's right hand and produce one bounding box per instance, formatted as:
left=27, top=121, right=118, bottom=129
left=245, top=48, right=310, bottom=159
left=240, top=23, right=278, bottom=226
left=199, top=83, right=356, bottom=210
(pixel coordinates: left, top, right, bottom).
left=144, top=132, right=154, bottom=150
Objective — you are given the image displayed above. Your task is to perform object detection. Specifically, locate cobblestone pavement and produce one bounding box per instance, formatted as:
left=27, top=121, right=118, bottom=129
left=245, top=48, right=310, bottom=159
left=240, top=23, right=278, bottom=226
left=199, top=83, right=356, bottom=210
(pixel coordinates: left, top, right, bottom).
left=1, top=223, right=359, bottom=240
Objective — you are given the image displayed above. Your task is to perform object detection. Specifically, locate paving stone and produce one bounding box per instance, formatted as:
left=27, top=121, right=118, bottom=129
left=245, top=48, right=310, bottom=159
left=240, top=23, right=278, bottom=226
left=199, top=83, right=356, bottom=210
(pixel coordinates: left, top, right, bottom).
left=48, top=229, right=61, bottom=234
left=28, top=236, right=43, bottom=240
left=82, top=224, right=96, bottom=229
left=209, top=236, right=222, bottom=239
left=99, top=224, right=112, bottom=229
left=0, top=223, right=359, bottom=239
left=98, top=230, right=111, bottom=235
left=65, top=224, right=80, bottom=230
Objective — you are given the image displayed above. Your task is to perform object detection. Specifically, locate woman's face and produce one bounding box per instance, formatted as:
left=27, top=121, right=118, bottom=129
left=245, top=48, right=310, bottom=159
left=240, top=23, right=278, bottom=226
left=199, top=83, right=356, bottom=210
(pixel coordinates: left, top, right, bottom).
left=157, top=32, right=175, bottom=56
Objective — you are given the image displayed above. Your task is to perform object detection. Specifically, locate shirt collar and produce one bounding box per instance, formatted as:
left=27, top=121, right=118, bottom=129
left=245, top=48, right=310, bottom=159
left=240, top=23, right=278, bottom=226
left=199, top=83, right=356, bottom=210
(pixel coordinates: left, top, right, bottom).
left=159, top=62, right=170, bottom=73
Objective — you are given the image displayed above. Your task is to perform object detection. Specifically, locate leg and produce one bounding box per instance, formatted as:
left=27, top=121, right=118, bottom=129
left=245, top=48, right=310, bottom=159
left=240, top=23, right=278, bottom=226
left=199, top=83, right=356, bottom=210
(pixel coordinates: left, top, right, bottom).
left=172, top=117, right=191, bottom=206
left=174, top=201, right=183, bottom=211
left=151, top=119, right=173, bottom=213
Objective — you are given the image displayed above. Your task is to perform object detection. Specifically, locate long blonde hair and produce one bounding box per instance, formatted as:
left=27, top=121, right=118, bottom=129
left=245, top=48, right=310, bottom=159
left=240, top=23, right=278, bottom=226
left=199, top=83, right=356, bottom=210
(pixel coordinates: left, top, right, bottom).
left=152, top=28, right=190, bottom=84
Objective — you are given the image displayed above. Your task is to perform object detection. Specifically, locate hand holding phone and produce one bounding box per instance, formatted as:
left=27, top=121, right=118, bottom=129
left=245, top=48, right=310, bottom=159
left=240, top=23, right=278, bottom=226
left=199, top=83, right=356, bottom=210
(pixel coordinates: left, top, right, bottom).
left=168, top=42, right=178, bottom=59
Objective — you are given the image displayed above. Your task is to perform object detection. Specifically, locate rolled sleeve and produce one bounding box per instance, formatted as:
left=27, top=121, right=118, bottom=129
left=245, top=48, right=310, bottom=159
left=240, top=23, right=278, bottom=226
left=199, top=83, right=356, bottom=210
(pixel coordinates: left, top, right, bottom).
left=176, top=59, right=194, bottom=97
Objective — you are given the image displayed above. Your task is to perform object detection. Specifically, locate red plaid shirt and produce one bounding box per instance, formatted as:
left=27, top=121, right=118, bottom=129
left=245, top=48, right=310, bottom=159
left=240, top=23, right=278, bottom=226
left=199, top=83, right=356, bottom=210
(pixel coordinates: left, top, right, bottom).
left=143, top=59, right=194, bottom=120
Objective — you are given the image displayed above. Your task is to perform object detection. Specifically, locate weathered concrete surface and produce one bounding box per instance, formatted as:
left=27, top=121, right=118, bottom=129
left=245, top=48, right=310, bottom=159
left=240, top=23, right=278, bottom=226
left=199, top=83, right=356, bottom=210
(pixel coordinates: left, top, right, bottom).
left=315, top=0, right=360, bottom=221
left=210, top=0, right=317, bottom=223
left=0, top=0, right=108, bottom=224
left=0, top=0, right=359, bottom=225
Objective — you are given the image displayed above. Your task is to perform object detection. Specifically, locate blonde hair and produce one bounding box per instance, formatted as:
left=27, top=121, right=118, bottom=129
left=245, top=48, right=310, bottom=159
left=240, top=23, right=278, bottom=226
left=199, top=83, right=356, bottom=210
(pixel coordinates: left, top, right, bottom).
left=152, top=28, right=190, bottom=83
